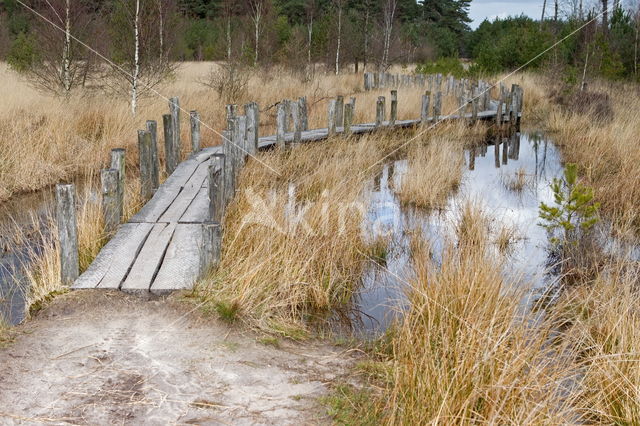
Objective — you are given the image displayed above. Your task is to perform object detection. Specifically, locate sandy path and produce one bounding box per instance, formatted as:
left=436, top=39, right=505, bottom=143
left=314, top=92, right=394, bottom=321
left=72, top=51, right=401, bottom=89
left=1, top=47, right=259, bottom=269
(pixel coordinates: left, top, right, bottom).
left=0, top=291, right=358, bottom=425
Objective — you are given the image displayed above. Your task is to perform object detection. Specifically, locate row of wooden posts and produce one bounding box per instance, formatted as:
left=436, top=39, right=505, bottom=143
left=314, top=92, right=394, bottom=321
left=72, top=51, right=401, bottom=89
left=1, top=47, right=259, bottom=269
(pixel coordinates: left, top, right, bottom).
left=54, top=75, right=523, bottom=288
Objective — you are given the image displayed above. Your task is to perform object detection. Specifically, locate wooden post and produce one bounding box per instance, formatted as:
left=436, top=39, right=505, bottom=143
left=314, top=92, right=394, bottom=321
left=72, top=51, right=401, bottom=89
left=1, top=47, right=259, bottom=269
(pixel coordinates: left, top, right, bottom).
left=336, top=96, right=344, bottom=128
left=471, top=97, right=478, bottom=122
left=291, top=101, right=302, bottom=143
left=376, top=96, right=386, bottom=128
left=421, top=92, right=431, bottom=125
left=109, top=148, right=125, bottom=221
left=163, top=114, right=178, bottom=175
left=276, top=102, right=287, bottom=148
left=56, top=184, right=78, bottom=285
left=101, top=168, right=120, bottom=234
left=138, top=130, right=154, bottom=200
left=344, top=103, right=354, bottom=135
left=190, top=111, right=201, bottom=154
left=222, top=129, right=235, bottom=204
left=233, top=115, right=248, bottom=166
left=390, top=90, right=398, bottom=126
left=146, top=120, right=159, bottom=190
left=433, top=92, right=442, bottom=122
left=209, top=153, right=225, bottom=223
left=349, top=97, right=356, bottom=111
left=328, top=99, right=337, bottom=136
left=298, top=97, right=308, bottom=131
left=169, top=97, right=181, bottom=163
left=244, top=102, right=259, bottom=155
left=502, top=138, right=508, bottom=165
left=200, top=222, right=222, bottom=276
left=495, top=92, right=504, bottom=128
left=225, top=104, right=238, bottom=128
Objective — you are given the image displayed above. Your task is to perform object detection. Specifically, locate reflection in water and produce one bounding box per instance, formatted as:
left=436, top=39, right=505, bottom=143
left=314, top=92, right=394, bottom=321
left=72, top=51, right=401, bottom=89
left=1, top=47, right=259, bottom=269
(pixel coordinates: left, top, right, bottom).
left=354, top=132, right=567, bottom=336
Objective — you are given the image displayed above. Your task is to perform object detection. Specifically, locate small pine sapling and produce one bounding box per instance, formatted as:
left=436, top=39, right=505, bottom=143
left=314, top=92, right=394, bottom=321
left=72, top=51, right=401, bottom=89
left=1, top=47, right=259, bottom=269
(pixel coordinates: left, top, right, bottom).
left=538, top=163, right=600, bottom=246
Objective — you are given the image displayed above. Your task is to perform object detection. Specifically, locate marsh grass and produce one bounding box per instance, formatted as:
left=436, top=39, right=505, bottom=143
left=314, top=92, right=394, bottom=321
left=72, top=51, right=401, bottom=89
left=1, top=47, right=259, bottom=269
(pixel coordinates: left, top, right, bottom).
left=396, top=122, right=487, bottom=210
left=501, top=167, right=530, bottom=193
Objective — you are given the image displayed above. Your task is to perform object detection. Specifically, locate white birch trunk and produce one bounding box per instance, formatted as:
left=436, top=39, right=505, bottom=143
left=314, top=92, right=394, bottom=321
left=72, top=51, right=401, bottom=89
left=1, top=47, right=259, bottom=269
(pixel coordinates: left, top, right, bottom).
left=252, top=4, right=262, bottom=66
left=158, top=0, right=164, bottom=59
left=335, top=4, right=342, bottom=75
left=382, top=0, right=396, bottom=70
left=132, top=0, right=140, bottom=116
left=226, top=14, right=232, bottom=61
left=307, top=16, right=313, bottom=65
left=62, top=0, right=71, bottom=91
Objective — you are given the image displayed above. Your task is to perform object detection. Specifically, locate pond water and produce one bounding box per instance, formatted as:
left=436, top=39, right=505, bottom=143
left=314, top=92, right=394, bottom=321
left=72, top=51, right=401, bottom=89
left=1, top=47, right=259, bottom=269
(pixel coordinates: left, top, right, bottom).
left=354, top=132, right=567, bottom=335
left=0, top=190, right=55, bottom=325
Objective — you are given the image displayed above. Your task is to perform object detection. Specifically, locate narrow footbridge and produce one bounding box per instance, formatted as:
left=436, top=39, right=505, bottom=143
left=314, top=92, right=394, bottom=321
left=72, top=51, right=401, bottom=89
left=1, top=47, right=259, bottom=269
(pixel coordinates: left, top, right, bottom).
left=67, top=73, right=523, bottom=293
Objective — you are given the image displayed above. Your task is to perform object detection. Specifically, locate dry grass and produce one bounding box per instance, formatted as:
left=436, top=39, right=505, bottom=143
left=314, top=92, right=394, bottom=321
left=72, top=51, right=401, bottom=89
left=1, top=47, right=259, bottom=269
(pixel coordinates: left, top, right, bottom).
left=501, top=167, right=529, bottom=193
left=0, top=62, right=450, bottom=202
left=380, top=206, right=577, bottom=424
left=557, top=264, right=640, bottom=424
left=194, top=131, right=401, bottom=335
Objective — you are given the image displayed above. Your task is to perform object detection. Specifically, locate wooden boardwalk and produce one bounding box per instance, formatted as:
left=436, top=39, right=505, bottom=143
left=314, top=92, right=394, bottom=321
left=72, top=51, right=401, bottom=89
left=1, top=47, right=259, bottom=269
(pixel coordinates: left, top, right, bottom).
left=71, top=99, right=515, bottom=293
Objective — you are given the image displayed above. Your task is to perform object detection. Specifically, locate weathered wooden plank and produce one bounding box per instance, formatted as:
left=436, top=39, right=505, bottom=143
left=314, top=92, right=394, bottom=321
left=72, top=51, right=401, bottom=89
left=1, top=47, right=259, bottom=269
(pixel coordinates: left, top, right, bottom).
left=73, top=223, right=153, bottom=289
left=179, top=186, right=208, bottom=223
left=121, top=222, right=177, bottom=292
left=158, top=160, right=210, bottom=223
left=96, top=223, right=154, bottom=289
left=151, top=224, right=204, bottom=293
left=129, top=147, right=219, bottom=223
left=56, top=184, right=79, bottom=286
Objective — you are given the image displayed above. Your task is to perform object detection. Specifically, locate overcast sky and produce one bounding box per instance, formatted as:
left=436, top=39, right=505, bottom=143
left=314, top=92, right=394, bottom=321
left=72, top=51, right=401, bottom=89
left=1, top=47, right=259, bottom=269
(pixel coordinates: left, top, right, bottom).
left=469, top=0, right=543, bottom=28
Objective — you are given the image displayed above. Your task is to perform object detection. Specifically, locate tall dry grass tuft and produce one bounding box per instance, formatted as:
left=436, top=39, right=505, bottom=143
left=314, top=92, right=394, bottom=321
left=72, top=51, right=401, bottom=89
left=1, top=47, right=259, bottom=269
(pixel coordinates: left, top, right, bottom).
left=396, top=122, right=486, bottom=209
left=194, top=132, right=394, bottom=335
left=382, top=206, right=577, bottom=424
left=557, top=264, right=640, bottom=424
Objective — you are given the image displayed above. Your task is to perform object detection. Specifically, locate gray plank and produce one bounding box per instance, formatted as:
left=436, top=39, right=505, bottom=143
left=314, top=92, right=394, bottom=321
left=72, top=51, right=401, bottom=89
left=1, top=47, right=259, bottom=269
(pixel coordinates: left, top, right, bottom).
left=158, top=160, right=210, bottom=223
left=72, top=223, right=153, bottom=289
left=180, top=185, right=209, bottom=223
left=130, top=147, right=219, bottom=223
left=151, top=224, right=204, bottom=293
left=121, top=222, right=177, bottom=292
left=96, top=222, right=154, bottom=289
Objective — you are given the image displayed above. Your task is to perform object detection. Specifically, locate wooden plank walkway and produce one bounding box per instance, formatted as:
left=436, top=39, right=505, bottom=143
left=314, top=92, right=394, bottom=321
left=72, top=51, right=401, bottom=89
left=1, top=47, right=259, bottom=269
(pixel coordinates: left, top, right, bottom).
left=72, top=108, right=509, bottom=293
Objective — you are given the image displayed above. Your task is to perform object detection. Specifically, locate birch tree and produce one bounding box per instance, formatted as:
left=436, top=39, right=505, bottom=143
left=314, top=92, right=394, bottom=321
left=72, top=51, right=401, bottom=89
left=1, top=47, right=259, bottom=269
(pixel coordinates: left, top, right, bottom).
left=334, top=0, right=344, bottom=75
left=381, top=0, right=397, bottom=70
left=132, top=0, right=140, bottom=115
left=249, top=0, right=268, bottom=66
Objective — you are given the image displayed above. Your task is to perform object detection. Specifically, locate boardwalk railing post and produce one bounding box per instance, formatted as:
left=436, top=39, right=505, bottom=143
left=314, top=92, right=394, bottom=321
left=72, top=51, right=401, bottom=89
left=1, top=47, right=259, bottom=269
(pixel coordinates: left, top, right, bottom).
left=169, top=96, right=181, bottom=162
left=390, top=90, right=398, bottom=126
left=109, top=148, right=125, bottom=221
left=298, top=97, right=308, bottom=131
left=138, top=130, right=154, bottom=201
left=200, top=222, right=222, bottom=277
left=163, top=114, right=178, bottom=175
left=421, top=91, right=431, bottom=126
left=344, top=103, right=354, bottom=135
left=291, top=100, right=302, bottom=143
left=495, top=92, right=504, bottom=129
left=233, top=116, right=248, bottom=167
left=209, top=153, right=225, bottom=223
left=376, top=96, right=386, bottom=128
left=222, top=130, right=235, bottom=204
left=101, top=168, right=120, bottom=234
left=328, top=99, right=337, bottom=136
left=336, top=96, right=344, bottom=129
left=56, top=184, right=78, bottom=285
left=146, top=120, right=160, bottom=190
left=226, top=104, right=238, bottom=128
left=276, top=102, right=287, bottom=148
left=244, top=102, right=259, bottom=155
left=433, top=91, right=442, bottom=123
left=190, top=111, right=201, bottom=154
